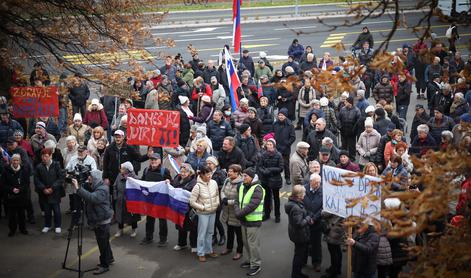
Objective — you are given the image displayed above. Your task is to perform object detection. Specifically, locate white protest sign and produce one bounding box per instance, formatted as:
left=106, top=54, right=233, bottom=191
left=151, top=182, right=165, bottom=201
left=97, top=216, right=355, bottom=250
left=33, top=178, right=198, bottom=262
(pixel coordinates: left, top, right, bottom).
left=322, top=165, right=381, bottom=219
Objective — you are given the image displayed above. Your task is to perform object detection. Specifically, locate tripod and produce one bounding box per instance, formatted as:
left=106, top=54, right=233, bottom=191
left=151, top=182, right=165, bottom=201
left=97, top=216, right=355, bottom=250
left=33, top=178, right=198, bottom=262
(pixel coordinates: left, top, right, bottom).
left=62, top=197, right=96, bottom=277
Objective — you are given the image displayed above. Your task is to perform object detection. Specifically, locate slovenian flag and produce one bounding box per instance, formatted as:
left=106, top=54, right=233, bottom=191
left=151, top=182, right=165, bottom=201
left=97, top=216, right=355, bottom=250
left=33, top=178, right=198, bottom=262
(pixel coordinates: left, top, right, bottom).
left=125, top=178, right=191, bottom=227
left=168, top=154, right=181, bottom=174
left=232, top=0, right=242, bottom=54
left=257, top=79, right=263, bottom=99
left=224, top=47, right=241, bottom=111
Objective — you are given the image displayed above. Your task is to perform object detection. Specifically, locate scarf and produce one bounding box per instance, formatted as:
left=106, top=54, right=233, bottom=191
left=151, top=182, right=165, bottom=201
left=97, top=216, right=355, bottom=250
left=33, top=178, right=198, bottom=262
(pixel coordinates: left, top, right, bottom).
left=182, top=105, right=194, bottom=118
left=11, top=164, right=21, bottom=172
left=450, top=98, right=465, bottom=114
left=303, top=87, right=311, bottom=103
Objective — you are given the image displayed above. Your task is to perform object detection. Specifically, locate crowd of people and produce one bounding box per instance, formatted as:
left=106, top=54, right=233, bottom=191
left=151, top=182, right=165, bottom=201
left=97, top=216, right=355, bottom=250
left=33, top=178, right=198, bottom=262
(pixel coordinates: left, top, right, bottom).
left=1, top=24, right=471, bottom=277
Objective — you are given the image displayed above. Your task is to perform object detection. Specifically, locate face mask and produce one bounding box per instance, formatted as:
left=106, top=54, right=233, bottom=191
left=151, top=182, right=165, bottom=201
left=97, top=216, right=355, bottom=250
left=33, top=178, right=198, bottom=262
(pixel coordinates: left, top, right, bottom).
left=392, top=139, right=398, bottom=144
left=224, top=111, right=231, bottom=116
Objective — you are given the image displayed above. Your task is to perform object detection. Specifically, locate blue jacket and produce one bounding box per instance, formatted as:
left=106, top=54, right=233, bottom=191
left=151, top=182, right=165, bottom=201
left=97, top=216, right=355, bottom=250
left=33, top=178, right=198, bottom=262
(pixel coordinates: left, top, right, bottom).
left=288, top=44, right=304, bottom=61
left=0, top=118, right=23, bottom=146
left=185, top=151, right=209, bottom=172
left=206, top=119, right=234, bottom=152
left=303, top=184, right=323, bottom=223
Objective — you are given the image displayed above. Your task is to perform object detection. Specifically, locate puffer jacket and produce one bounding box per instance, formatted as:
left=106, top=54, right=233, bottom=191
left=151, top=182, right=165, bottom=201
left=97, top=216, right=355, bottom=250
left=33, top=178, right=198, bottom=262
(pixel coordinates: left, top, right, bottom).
left=373, top=82, right=394, bottom=103
left=376, top=235, right=393, bottom=266
left=352, top=226, right=380, bottom=276
left=206, top=119, right=234, bottom=152
left=338, top=106, right=361, bottom=136
left=395, top=80, right=412, bottom=106
left=257, top=149, right=284, bottom=189
left=256, top=106, right=274, bottom=137
left=0, top=118, right=24, bottom=146
left=34, top=160, right=64, bottom=204
left=235, top=134, right=258, bottom=168
left=285, top=197, right=311, bottom=244
left=427, top=116, right=455, bottom=143
left=356, top=129, right=381, bottom=165
left=83, top=109, right=108, bottom=129
left=297, top=86, right=316, bottom=118
left=189, top=176, right=220, bottom=214
left=273, top=119, right=296, bottom=155
left=220, top=175, right=244, bottom=226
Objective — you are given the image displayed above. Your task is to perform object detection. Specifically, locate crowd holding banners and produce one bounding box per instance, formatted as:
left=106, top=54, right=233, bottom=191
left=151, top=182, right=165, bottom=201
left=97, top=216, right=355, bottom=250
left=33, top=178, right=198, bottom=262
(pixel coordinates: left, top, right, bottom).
left=1, top=24, right=471, bottom=277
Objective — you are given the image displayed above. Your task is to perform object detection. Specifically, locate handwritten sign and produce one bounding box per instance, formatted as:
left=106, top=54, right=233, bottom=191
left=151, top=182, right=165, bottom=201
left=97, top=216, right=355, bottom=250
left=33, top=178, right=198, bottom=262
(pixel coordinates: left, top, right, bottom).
left=322, top=165, right=381, bottom=219
left=10, top=86, right=59, bottom=118
left=127, top=108, right=180, bottom=148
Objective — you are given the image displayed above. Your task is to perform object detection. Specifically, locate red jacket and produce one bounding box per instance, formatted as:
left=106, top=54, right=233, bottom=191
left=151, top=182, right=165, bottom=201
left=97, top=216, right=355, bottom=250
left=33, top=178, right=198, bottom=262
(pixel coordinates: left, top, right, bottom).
left=150, top=75, right=162, bottom=88
left=83, top=109, right=108, bottom=129
left=456, top=177, right=471, bottom=215
left=18, top=139, right=34, bottom=159
left=191, top=84, right=212, bottom=101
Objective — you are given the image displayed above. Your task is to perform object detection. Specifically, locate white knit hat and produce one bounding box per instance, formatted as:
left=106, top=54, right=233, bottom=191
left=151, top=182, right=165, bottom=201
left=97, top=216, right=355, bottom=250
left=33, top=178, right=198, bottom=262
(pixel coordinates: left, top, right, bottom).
left=364, top=117, right=374, bottom=127
left=320, top=97, right=329, bottom=107
left=384, top=198, right=401, bottom=209
left=178, top=95, right=189, bottom=105
left=121, top=161, right=134, bottom=173
left=44, top=140, right=56, bottom=150
left=365, top=105, right=375, bottom=114
left=206, top=156, right=219, bottom=166
left=201, top=95, right=211, bottom=103
left=73, top=113, right=82, bottom=121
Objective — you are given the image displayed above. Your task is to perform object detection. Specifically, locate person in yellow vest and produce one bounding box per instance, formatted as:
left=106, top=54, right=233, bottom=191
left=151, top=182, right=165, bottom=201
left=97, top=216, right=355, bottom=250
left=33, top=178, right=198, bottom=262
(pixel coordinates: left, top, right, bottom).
left=234, top=168, right=265, bottom=276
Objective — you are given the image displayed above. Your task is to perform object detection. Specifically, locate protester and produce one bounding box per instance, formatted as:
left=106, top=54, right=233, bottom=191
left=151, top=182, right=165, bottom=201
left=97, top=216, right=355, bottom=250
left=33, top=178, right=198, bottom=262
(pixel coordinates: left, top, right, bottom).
left=83, top=99, right=108, bottom=130
left=347, top=221, right=380, bottom=278
left=321, top=212, right=345, bottom=278
left=356, top=118, right=381, bottom=167
left=68, top=113, right=90, bottom=146
left=289, top=142, right=310, bottom=187
left=303, top=173, right=323, bottom=272
left=273, top=108, right=296, bottom=185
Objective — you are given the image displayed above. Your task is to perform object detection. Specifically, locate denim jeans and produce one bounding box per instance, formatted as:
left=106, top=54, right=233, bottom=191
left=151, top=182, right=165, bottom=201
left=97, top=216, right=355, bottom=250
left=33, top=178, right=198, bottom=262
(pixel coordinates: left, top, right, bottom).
left=397, top=105, right=408, bottom=120
left=196, top=213, right=215, bottom=256
left=43, top=203, right=61, bottom=228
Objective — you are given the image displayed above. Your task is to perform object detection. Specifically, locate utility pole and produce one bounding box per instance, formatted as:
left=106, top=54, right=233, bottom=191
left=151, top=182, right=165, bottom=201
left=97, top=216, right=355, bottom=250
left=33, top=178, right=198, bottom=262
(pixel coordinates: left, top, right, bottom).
left=295, top=0, right=299, bottom=16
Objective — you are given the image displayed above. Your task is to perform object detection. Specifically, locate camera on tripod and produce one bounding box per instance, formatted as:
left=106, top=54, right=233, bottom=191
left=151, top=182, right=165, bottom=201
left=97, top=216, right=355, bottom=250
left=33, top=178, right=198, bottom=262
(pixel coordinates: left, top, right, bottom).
left=66, top=164, right=92, bottom=185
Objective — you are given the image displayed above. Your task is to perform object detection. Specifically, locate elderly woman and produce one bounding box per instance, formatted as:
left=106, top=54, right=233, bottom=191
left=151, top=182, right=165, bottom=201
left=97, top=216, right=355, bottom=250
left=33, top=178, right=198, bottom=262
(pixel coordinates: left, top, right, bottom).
left=87, top=126, right=107, bottom=154
left=356, top=118, right=381, bottom=167
left=205, top=156, right=227, bottom=246
left=13, top=130, right=34, bottom=159
left=1, top=154, right=30, bottom=236
left=90, top=138, right=108, bottom=171
left=220, top=164, right=244, bottom=260
left=83, top=98, right=108, bottom=130
left=189, top=165, right=220, bottom=262
left=110, top=103, right=127, bottom=133
left=68, top=113, right=90, bottom=146
left=172, top=163, right=198, bottom=252
left=450, top=92, right=469, bottom=123
left=61, top=136, right=78, bottom=167
left=382, top=154, right=409, bottom=191
left=186, top=139, right=210, bottom=172
left=113, top=162, right=140, bottom=238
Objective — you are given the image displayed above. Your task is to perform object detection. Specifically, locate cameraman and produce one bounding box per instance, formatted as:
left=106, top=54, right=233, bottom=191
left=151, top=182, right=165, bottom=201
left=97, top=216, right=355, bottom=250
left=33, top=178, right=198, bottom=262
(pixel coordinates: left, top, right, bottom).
left=66, top=145, right=97, bottom=226
left=72, top=170, right=114, bottom=275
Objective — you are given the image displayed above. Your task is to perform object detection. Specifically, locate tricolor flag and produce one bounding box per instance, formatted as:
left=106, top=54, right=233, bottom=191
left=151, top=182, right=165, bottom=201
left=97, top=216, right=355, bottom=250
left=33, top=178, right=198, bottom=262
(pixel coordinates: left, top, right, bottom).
left=232, top=0, right=242, bottom=54
left=126, top=178, right=191, bottom=227
left=168, top=154, right=181, bottom=174
left=224, top=47, right=241, bottom=111
left=257, top=79, right=263, bottom=99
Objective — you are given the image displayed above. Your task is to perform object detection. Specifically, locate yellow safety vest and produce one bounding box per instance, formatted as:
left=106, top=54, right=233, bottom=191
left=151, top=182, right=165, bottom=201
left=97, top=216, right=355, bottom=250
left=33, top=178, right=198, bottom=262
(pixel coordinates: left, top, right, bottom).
left=238, top=183, right=265, bottom=222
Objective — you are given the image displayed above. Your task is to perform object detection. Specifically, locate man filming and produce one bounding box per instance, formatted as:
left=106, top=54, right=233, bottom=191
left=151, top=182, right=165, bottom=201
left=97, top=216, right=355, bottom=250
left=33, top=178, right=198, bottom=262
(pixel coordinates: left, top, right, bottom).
left=72, top=170, right=114, bottom=275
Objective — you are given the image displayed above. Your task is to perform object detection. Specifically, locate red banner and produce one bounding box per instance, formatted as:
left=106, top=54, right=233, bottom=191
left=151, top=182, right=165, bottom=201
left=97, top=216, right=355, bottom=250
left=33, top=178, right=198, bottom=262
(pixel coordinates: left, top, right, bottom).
left=127, top=108, right=180, bottom=147
left=10, top=86, right=59, bottom=118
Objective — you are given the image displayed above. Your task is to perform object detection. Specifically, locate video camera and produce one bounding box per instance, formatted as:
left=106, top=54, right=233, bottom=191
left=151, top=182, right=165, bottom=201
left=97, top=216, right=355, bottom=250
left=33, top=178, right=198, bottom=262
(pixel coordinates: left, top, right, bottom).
left=66, top=164, right=92, bottom=185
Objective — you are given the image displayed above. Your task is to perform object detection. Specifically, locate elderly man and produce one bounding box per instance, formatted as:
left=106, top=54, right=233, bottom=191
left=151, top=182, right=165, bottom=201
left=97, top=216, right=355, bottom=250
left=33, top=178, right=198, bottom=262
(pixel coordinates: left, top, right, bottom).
left=289, top=142, right=310, bottom=187
left=410, top=124, right=438, bottom=157
left=0, top=109, right=24, bottom=146
left=31, top=121, right=57, bottom=163
left=318, top=146, right=336, bottom=168
left=322, top=137, right=341, bottom=164
left=306, top=118, right=337, bottom=162
left=303, top=173, right=323, bottom=272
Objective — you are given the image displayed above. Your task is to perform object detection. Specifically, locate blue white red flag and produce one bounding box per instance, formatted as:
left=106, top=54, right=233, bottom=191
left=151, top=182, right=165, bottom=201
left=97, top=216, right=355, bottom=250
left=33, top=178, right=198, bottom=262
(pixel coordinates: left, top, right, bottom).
left=125, top=178, right=191, bottom=227
left=232, top=0, right=242, bottom=53
left=168, top=154, right=181, bottom=174
left=224, top=47, right=241, bottom=111
left=257, top=79, right=263, bottom=99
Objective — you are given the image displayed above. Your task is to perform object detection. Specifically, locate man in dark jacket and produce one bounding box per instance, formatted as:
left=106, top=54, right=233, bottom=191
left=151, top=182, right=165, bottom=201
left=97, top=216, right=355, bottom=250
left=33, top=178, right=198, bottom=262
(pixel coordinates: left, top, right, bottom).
left=395, top=74, right=412, bottom=119
left=346, top=224, right=380, bottom=278
left=68, top=74, right=91, bottom=117
left=240, top=49, right=255, bottom=77
left=0, top=110, right=24, bottom=146
left=303, top=174, right=323, bottom=272
left=352, top=26, right=374, bottom=50
left=74, top=170, right=114, bottom=275
left=410, top=104, right=430, bottom=142
left=287, top=39, right=305, bottom=62
left=426, top=73, right=441, bottom=109
left=235, top=168, right=264, bottom=276
left=306, top=118, right=337, bottom=162
left=285, top=184, right=312, bottom=278
left=207, top=111, right=234, bottom=155
left=373, top=108, right=393, bottom=136
left=236, top=124, right=258, bottom=168
left=273, top=108, right=296, bottom=185
left=140, top=153, right=172, bottom=246
left=338, top=97, right=361, bottom=159
left=430, top=84, right=453, bottom=116
left=373, top=75, right=394, bottom=104
left=218, top=136, right=247, bottom=171
left=202, top=60, right=219, bottom=84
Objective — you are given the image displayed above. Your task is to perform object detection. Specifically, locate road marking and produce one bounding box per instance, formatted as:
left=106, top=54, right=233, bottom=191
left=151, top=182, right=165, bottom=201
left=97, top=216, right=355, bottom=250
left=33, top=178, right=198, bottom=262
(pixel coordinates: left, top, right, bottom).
left=63, top=50, right=153, bottom=65
left=174, top=35, right=253, bottom=42
left=179, top=32, right=228, bottom=37
left=193, top=27, right=219, bottom=32
left=274, top=25, right=317, bottom=31
left=320, top=33, right=346, bottom=48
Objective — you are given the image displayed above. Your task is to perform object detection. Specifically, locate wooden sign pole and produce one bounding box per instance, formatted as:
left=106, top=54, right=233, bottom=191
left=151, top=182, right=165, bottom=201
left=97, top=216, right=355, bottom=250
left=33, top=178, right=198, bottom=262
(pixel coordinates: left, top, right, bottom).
left=347, top=226, right=353, bottom=278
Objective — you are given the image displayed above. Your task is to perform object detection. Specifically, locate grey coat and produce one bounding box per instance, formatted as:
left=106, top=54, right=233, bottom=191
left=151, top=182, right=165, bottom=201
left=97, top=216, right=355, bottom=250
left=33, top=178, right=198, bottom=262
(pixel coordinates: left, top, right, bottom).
left=356, top=129, right=381, bottom=166
left=220, top=175, right=243, bottom=227
left=113, top=172, right=141, bottom=225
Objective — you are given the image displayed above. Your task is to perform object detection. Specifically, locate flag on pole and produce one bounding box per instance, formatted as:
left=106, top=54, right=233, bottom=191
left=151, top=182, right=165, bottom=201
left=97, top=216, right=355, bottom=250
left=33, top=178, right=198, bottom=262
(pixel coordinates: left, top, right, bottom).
left=168, top=154, right=181, bottom=174
left=257, top=79, right=263, bottom=99
left=224, top=47, right=241, bottom=111
left=232, top=0, right=242, bottom=54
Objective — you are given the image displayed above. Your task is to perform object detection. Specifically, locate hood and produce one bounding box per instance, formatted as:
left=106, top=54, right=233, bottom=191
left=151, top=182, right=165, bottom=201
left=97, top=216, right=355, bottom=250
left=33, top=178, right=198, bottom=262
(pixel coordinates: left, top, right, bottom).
left=90, top=170, right=104, bottom=188
left=231, top=175, right=244, bottom=185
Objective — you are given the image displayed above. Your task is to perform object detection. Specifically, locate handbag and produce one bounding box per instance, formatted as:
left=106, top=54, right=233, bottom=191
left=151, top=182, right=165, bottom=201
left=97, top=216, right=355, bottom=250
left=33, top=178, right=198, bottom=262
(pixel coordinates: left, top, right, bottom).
left=188, top=184, right=200, bottom=224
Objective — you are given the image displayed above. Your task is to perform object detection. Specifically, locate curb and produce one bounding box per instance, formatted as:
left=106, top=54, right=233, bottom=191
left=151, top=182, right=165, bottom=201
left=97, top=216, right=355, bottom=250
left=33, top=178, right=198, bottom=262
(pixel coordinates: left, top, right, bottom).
left=149, top=9, right=429, bottom=30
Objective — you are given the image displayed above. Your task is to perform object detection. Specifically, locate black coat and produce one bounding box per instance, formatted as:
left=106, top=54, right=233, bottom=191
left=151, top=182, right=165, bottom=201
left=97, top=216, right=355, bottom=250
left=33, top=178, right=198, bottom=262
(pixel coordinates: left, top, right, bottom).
left=206, top=119, right=234, bottom=152
left=303, top=185, right=322, bottom=222
left=273, top=119, right=296, bottom=156
left=285, top=198, right=311, bottom=244
left=102, top=142, right=148, bottom=184
left=141, top=165, right=171, bottom=182
left=179, top=109, right=191, bottom=147
left=1, top=166, right=30, bottom=207
left=68, top=83, right=90, bottom=106
left=217, top=146, right=247, bottom=170
left=410, top=112, right=430, bottom=142
left=395, top=80, right=412, bottom=106
left=374, top=117, right=393, bottom=136
left=352, top=226, right=380, bottom=275
left=240, top=56, right=255, bottom=76
left=257, top=149, right=283, bottom=189
left=339, top=106, right=361, bottom=136
left=256, top=106, right=274, bottom=137
left=34, top=161, right=65, bottom=204
left=306, top=128, right=337, bottom=161
left=430, top=92, right=453, bottom=116
left=235, top=134, right=258, bottom=168
left=276, top=88, right=297, bottom=121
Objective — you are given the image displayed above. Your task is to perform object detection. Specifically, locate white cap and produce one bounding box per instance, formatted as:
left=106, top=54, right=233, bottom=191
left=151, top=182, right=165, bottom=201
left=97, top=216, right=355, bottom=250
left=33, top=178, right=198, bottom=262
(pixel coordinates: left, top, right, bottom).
left=296, top=141, right=310, bottom=150
left=114, top=130, right=125, bottom=137
left=384, top=198, right=401, bottom=209
left=341, top=91, right=349, bottom=98
left=201, top=95, right=211, bottom=103
left=73, top=113, right=82, bottom=121
left=320, top=97, right=329, bottom=107
left=44, top=140, right=56, bottom=150
left=365, top=105, right=375, bottom=114
left=178, top=95, right=189, bottom=105
left=364, top=117, right=374, bottom=127
left=357, top=89, right=365, bottom=97
left=259, top=51, right=267, bottom=58
left=91, top=98, right=100, bottom=106
left=240, top=98, right=249, bottom=105
left=121, top=161, right=134, bottom=173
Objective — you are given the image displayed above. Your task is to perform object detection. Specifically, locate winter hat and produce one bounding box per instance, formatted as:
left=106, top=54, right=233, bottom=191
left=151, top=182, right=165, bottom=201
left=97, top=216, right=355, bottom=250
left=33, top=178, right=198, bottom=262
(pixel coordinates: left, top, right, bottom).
left=341, top=91, right=350, bottom=98
left=206, top=156, right=219, bottom=166
left=13, top=130, right=24, bottom=137
left=339, top=149, right=349, bottom=158
left=243, top=168, right=256, bottom=179
left=201, top=95, right=211, bottom=103
left=248, top=107, right=257, bottom=114
left=178, top=95, right=189, bottom=105
left=266, top=138, right=276, bottom=146
left=296, top=141, right=310, bottom=150
left=278, top=108, right=289, bottom=117
left=36, top=121, right=46, bottom=129
left=44, top=140, right=56, bottom=150
left=320, top=97, right=329, bottom=107
left=364, top=117, right=374, bottom=127
left=357, top=89, right=365, bottom=98
left=239, top=123, right=250, bottom=134
left=365, top=105, right=375, bottom=114
left=121, top=161, right=134, bottom=173
left=196, top=126, right=207, bottom=135
left=263, top=132, right=275, bottom=142
left=73, top=113, right=82, bottom=121
left=91, top=98, right=100, bottom=106
left=259, top=51, right=267, bottom=58
left=239, top=98, right=249, bottom=105
left=384, top=198, right=401, bottom=209
left=285, top=66, right=294, bottom=74
left=312, top=99, right=320, bottom=106
left=460, top=113, right=471, bottom=123
left=375, top=108, right=385, bottom=118
left=154, top=69, right=161, bottom=76
left=114, top=130, right=125, bottom=137
left=346, top=96, right=354, bottom=105
left=149, top=153, right=161, bottom=160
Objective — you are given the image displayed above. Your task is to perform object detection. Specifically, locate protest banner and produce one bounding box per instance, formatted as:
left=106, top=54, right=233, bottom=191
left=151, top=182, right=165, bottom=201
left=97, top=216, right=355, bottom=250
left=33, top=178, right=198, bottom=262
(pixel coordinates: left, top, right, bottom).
left=10, top=86, right=59, bottom=118
left=126, top=108, right=180, bottom=148
left=322, top=165, right=382, bottom=219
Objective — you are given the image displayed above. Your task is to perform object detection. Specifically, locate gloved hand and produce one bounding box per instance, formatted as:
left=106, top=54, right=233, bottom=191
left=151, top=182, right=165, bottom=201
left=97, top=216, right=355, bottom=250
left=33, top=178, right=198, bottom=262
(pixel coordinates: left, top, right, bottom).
left=222, top=198, right=228, bottom=206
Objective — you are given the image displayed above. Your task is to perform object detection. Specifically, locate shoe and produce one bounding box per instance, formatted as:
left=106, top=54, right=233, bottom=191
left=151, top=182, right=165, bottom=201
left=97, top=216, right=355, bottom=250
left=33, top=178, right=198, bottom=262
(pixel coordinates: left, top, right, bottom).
left=295, top=125, right=302, bottom=130
left=212, top=235, right=217, bottom=245
left=130, top=229, right=137, bottom=238
left=20, top=230, right=28, bottom=235
left=96, top=259, right=115, bottom=267
left=140, top=238, right=153, bottom=245
left=42, top=227, right=50, bottom=233
left=55, top=228, right=61, bottom=234
left=246, top=266, right=261, bottom=276
left=232, top=253, right=242, bottom=260
left=208, top=252, right=218, bottom=258
left=240, top=261, right=251, bottom=269
left=198, top=256, right=206, bottom=262
left=114, top=230, right=123, bottom=237
left=313, top=263, right=321, bottom=272
left=8, top=231, right=15, bottom=237
left=262, top=215, right=270, bottom=222
left=218, top=235, right=226, bottom=246
left=220, top=249, right=232, bottom=255
left=191, top=248, right=197, bottom=253
left=285, top=179, right=292, bottom=186
left=275, top=216, right=280, bottom=223
left=157, top=240, right=168, bottom=247
left=173, top=245, right=188, bottom=251
left=93, top=266, right=109, bottom=275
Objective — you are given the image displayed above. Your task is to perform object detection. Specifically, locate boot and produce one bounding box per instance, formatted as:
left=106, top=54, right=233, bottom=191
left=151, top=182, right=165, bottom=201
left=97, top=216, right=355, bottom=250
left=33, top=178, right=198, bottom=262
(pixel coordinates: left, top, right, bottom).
left=218, top=234, right=226, bottom=246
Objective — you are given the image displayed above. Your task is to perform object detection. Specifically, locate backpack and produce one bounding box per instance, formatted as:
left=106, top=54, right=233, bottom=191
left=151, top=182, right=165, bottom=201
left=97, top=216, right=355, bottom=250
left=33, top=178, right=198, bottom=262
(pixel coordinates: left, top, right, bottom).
left=445, top=26, right=455, bottom=39
left=142, top=166, right=167, bottom=180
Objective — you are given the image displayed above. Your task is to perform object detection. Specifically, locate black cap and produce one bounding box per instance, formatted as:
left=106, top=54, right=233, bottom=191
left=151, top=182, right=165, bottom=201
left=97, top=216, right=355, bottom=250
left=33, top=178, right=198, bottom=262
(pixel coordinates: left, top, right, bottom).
left=432, top=73, right=440, bottom=79
left=319, top=146, right=330, bottom=154
left=6, top=136, right=16, bottom=144
left=243, top=168, right=256, bottom=179
left=239, top=123, right=250, bottom=134
left=149, top=153, right=161, bottom=160
left=242, top=49, right=249, bottom=54
left=415, top=104, right=424, bottom=109
left=339, top=150, right=349, bottom=158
